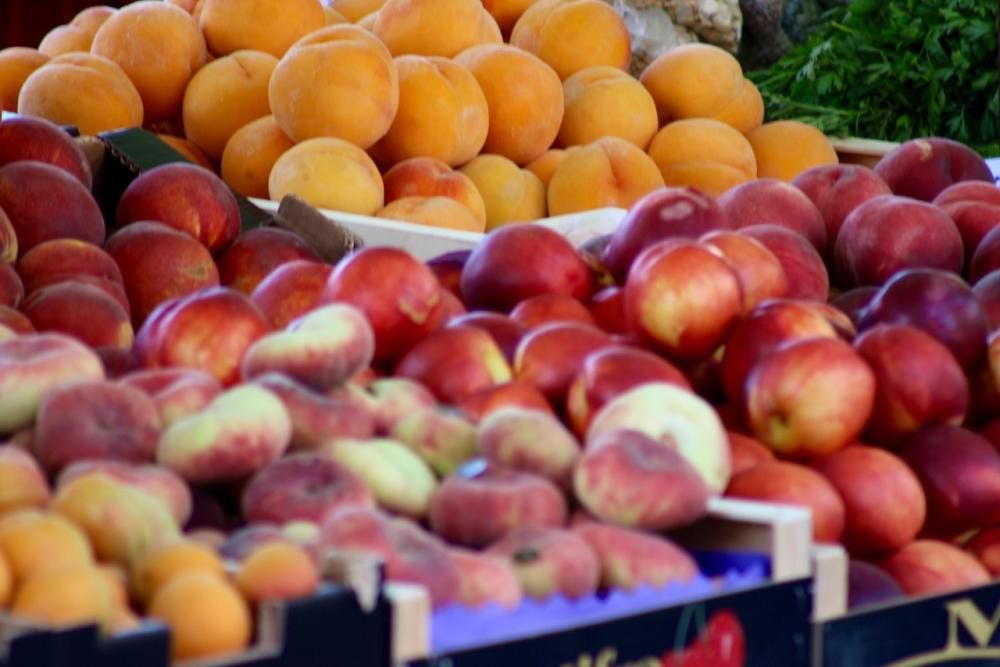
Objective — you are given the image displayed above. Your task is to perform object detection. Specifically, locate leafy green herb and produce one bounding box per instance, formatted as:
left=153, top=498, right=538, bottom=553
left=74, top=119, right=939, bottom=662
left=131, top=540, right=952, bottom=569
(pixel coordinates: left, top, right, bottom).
left=748, top=0, right=1000, bottom=155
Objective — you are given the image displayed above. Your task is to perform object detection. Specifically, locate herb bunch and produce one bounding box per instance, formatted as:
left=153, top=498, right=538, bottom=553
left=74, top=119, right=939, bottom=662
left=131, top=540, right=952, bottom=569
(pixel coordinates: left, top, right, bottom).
left=748, top=0, right=1000, bottom=155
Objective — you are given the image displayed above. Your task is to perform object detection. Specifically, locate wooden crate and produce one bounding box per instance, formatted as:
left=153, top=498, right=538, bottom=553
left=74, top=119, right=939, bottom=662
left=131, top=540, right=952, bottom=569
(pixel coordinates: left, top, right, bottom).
left=829, top=138, right=900, bottom=169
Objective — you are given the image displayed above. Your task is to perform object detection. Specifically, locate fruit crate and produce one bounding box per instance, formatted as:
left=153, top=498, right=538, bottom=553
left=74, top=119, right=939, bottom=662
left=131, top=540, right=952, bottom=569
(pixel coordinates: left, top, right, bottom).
left=384, top=498, right=816, bottom=667
left=0, top=579, right=392, bottom=667
left=811, top=547, right=1000, bottom=666
left=828, top=138, right=900, bottom=170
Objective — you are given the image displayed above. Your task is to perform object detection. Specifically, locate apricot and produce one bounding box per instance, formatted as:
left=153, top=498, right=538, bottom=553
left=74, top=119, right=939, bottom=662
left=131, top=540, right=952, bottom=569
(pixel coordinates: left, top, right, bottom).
left=460, top=154, right=547, bottom=229
left=17, top=53, right=143, bottom=135
left=269, top=137, right=384, bottom=214
left=456, top=45, right=564, bottom=165
left=378, top=196, right=485, bottom=232
left=38, top=26, right=93, bottom=58
left=0, top=511, right=93, bottom=586
left=149, top=572, right=252, bottom=660
left=324, top=6, right=349, bottom=24
left=158, top=135, right=215, bottom=171
left=383, top=157, right=487, bottom=224
left=374, top=0, right=501, bottom=58
left=640, top=43, right=744, bottom=123
left=748, top=120, right=839, bottom=182
left=268, top=25, right=398, bottom=148
left=199, top=0, right=326, bottom=58
left=372, top=56, right=488, bottom=167
left=132, top=539, right=227, bottom=604
left=357, top=11, right=380, bottom=30
left=482, top=0, right=537, bottom=35
left=510, top=0, right=630, bottom=80
left=182, top=50, right=277, bottom=160
left=0, top=553, right=10, bottom=607
left=236, top=542, right=319, bottom=604
left=558, top=66, right=657, bottom=148
left=221, top=116, right=295, bottom=199
left=525, top=149, right=570, bottom=188
left=92, top=1, right=208, bottom=122
left=0, top=48, right=49, bottom=112
left=12, top=565, right=115, bottom=630
left=331, top=0, right=387, bottom=22
left=711, top=78, right=765, bottom=135
left=548, top=136, right=663, bottom=215
left=647, top=118, right=757, bottom=196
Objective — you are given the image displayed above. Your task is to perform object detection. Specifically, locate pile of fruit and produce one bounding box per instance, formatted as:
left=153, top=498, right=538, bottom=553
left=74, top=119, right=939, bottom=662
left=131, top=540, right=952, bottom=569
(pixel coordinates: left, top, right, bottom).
left=0, top=0, right=843, bottom=235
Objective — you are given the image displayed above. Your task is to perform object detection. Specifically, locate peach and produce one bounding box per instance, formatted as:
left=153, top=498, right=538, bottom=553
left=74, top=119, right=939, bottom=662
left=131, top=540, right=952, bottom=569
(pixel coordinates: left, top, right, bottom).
left=216, top=227, right=320, bottom=296
left=105, top=221, right=219, bottom=327
left=268, top=25, right=398, bottom=147
left=477, top=407, right=579, bottom=484
left=974, top=270, right=1000, bottom=330
left=221, top=115, right=296, bottom=199
left=362, top=377, right=437, bottom=434
left=831, top=286, right=878, bottom=328
left=458, top=381, right=555, bottom=422
left=880, top=540, right=990, bottom=596
left=746, top=120, right=838, bottom=182
left=242, top=452, right=373, bottom=524
left=449, top=548, right=523, bottom=608
left=586, top=382, right=731, bottom=493
left=0, top=446, right=49, bottom=515
left=565, top=345, right=691, bottom=436
left=525, top=149, right=569, bottom=188
left=639, top=44, right=743, bottom=122
left=0, top=510, right=94, bottom=586
left=390, top=408, right=478, bottom=476
left=428, top=462, right=567, bottom=546
left=458, top=154, right=547, bottom=229
left=12, top=564, right=116, bottom=630
left=16, top=239, right=123, bottom=296
left=321, top=437, right=437, bottom=518
left=118, top=368, right=222, bottom=428
left=572, top=520, right=698, bottom=591
left=835, top=195, right=962, bottom=288
left=625, top=239, right=743, bottom=362
left=875, top=138, right=994, bottom=202
left=236, top=541, right=319, bottom=604
left=200, top=0, right=325, bottom=57
left=250, top=260, right=332, bottom=329
left=967, top=527, right=1000, bottom=577
left=382, top=157, right=487, bottom=225
left=149, top=572, right=252, bottom=661
left=395, top=326, right=512, bottom=404
left=251, top=373, right=375, bottom=449
left=448, top=311, right=527, bottom=363
left=486, top=526, right=600, bottom=600
left=510, top=0, right=629, bottom=74
left=727, top=431, right=775, bottom=475
left=740, top=224, right=830, bottom=302
left=92, top=1, right=207, bottom=122
left=547, top=137, right=664, bottom=216
left=219, top=524, right=289, bottom=562
left=374, top=57, right=488, bottom=168
left=242, top=303, right=374, bottom=391
left=510, top=294, right=595, bottom=329
left=0, top=48, right=48, bottom=112
left=513, top=322, right=611, bottom=402
left=157, top=384, right=292, bottom=484
left=57, top=460, right=192, bottom=526
left=33, top=380, right=160, bottom=473
left=818, top=445, right=925, bottom=556
left=21, top=281, right=132, bottom=348
left=700, top=231, right=788, bottom=314
left=0, top=208, right=16, bottom=265
left=792, top=164, right=892, bottom=249
left=0, top=264, right=21, bottom=308
left=647, top=119, right=757, bottom=196
left=378, top=197, right=484, bottom=232
left=374, top=0, right=501, bottom=57
left=0, top=116, right=92, bottom=188
left=52, top=475, right=180, bottom=567
left=602, top=186, right=729, bottom=282
left=557, top=67, right=657, bottom=149
left=269, top=137, right=385, bottom=214
left=745, top=337, right=875, bottom=458
left=0, top=333, right=105, bottom=434
left=898, top=425, right=1000, bottom=537
left=575, top=428, right=712, bottom=530
left=455, top=45, right=564, bottom=166
left=847, top=560, right=904, bottom=610
left=933, top=182, right=1000, bottom=262
left=132, top=538, right=226, bottom=604
left=180, top=50, right=276, bottom=161
left=461, top=223, right=594, bottom=310
left=317, top=506, right=460, bottom=606
left=854, top=324, right=968, bottom=445
left=0, top=161, right=103, bottom=258
left=17, top=52, right=144, bottom=135
left=322, top=246, right=444, bottom=364
left=717, top=179, right=826, bottom=253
